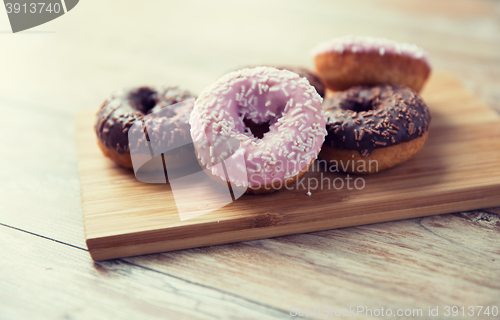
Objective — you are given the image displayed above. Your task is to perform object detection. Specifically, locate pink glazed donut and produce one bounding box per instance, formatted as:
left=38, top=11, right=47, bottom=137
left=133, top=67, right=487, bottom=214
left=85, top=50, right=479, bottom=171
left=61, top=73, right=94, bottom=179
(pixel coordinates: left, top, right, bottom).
left=190, top=67, right=327, bottom=194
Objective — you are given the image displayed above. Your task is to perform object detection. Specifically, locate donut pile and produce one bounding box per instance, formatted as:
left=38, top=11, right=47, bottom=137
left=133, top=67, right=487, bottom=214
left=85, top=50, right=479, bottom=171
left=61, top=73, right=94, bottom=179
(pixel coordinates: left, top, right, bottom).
left=311, top=35, right=431, bottom=174
left=95, top=35, right=432, bottom=194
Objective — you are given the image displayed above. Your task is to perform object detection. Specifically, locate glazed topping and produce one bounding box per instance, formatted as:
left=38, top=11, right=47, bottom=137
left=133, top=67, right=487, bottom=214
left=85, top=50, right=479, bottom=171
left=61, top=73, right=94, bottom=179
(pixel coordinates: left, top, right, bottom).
left=311, top=35, right=430, bottom=66
left=190, top=67, right=327, bottom=188
left=95, top=86, right=195, bottom=154
left=237, top=66, right=325, bottom=98
left=324, top=85, right=431, bottom=157
left=276, top=66, right=325, bottom=98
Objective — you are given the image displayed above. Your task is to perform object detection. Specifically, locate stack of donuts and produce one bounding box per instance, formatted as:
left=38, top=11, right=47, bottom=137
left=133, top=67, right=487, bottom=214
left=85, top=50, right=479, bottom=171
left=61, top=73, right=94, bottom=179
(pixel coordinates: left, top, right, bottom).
left=312, top=35, right=431, bottom=174
left=95, top=35, right=431, bottom=194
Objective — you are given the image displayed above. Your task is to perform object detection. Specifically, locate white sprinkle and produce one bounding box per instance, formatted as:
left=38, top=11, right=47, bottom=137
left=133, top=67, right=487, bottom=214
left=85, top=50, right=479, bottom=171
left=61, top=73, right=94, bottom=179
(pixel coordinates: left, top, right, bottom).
left=307, top=191, right=311, bottom=196
left=306, top=105, right=317, bottom=112
left=291, top=108, right=301, bottom=116
left=282, top=86, right=289, bottom=96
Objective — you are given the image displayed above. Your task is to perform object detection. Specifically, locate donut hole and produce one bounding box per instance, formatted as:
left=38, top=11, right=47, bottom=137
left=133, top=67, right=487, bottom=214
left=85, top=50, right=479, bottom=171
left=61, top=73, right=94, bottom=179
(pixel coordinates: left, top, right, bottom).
left=243, top=118, right=271, bottom=139
left=129, top=87, right=158, bottom=114
left=339, top=88, right=382, bottom=112
left=343, top=100, right=373, bottom=112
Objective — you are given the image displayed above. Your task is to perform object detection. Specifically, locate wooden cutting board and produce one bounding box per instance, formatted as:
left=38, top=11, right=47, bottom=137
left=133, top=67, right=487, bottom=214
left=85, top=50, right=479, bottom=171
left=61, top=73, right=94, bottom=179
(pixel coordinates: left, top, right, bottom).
left=75, top=73, right=500, bottom=261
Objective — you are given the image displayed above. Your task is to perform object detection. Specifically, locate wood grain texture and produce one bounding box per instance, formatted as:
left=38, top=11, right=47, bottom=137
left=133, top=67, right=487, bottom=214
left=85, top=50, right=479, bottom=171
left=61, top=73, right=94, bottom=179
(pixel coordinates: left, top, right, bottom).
left=75, top=73, right=500, bottom=261
left=124, top=212, right=500, bottom=317
left=0, top=227, right=288, bottom=320
left=0, top=104, right=86, bottom=248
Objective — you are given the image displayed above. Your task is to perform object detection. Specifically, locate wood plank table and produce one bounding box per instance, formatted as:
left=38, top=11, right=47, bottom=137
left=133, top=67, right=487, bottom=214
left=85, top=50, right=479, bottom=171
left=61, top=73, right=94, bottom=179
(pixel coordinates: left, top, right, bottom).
left=1, top=0, right=499, bottom=319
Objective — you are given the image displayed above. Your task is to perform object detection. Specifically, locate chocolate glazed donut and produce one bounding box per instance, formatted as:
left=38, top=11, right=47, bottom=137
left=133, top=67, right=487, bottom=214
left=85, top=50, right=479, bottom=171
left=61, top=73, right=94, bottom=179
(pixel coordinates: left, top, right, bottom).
left=319, top=85, right=431, bottom=174
left=95, top=86, right=196, bottom=169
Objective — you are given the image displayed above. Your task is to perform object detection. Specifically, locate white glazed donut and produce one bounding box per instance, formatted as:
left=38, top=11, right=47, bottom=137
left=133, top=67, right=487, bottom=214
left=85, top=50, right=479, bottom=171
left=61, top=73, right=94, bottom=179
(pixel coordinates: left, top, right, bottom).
left=312, top=35, right=431, bottom=92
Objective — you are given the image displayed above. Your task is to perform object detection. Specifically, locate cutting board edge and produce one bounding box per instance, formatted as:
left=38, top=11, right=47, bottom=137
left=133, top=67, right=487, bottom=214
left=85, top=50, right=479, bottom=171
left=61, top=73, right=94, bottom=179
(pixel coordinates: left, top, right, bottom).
left=82, top=180, right=500, bottom=241
left=86, top=192, right=500, bottom=260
